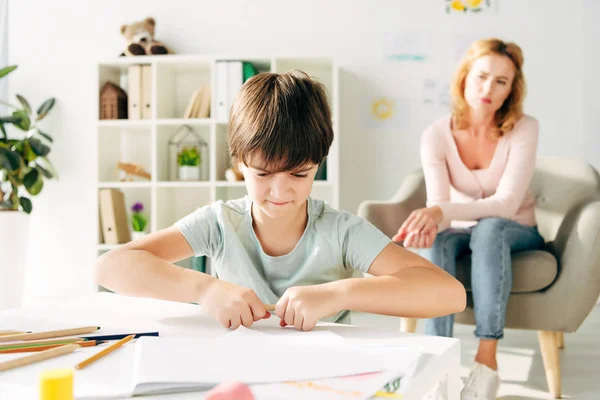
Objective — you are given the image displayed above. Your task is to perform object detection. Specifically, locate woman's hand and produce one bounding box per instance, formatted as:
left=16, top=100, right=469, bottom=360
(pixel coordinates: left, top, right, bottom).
left=392, top=206, right=443, bottom=242
left=199, top=279, right=271, bottom=329
left=403, top=226, right=438, bottom=248
left=275, top=284, right=341, bottom=331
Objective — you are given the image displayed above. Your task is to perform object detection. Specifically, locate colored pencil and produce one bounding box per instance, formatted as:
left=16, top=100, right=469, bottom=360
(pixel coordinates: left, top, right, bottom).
left=0, top=340, right=104, bottom=354
left=373, top=391, right=404, bottom=399
left=0, top=326, right=100, bottom=343
left=0, top=338, right=84, bottom=349
left=0, top=344, right=81, bottom=372
left=265, top=304, right=276, bottom=312
left=79, top=331, right=158, bottom=341
left=75, top=335, right=134, bottom=370
left=0, top=330, right=30, bottom=336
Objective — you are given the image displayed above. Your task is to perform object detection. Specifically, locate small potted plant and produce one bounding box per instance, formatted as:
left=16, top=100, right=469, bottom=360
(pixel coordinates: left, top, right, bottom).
left=130, top=202, right=148, bottom=240
left=177, top=146, right=200, bottom=181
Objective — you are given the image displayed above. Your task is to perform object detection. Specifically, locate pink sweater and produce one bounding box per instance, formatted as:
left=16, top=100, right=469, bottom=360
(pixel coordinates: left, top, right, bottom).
left=421, top=114, right=539, bottom=231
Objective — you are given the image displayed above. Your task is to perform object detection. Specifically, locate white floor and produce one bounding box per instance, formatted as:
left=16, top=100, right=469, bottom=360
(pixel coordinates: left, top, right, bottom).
left=352, top=304, right=600, bottom=400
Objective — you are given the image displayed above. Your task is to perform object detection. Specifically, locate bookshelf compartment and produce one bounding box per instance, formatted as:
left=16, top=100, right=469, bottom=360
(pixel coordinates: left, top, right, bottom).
left=98, top=126, right=152, bottom=183
left=97, top=187, right=152, bottom=245
left=156, top=124, right=211, bottom=182
left=155, top=61, right=212, bottom=119
left=155, top=186, right=212, bottom=231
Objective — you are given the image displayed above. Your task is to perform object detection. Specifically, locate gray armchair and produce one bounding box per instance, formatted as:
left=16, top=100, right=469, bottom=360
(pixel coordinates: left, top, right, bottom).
left=357, top=156, right=600, bottom=399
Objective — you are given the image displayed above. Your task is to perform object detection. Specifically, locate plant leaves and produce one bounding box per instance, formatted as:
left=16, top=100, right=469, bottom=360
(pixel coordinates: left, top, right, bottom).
left=23, top=168, right=39, bottom=189
left=19, top=196, right=32, bottom=213
left=0, top=147, right=21, bottom=171
left=26, top=176, right=43, bottom=196
left=12, top=110, right=30, bottom=131
left=0, top=123, right=6, bottom=141
left=36, top=156, right=58, bottom=179
left=29, top=138, right=50, bottom=157
left=36, top=98, right=56, bottom=121
left=23, top=142, right=38, bottom=163
left=0, top=65, right=17, bottom=79
left=36, top=130, right=53, bottom=143
left=0, top=115, right=23, bottom=124
left=16, top=95, right=32, bottom=116
left=35, top=164, right=53, bottom=179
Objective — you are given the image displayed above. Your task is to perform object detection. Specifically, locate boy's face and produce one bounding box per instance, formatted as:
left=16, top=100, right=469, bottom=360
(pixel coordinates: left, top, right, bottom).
left=240, top=154, right=318, bottom=219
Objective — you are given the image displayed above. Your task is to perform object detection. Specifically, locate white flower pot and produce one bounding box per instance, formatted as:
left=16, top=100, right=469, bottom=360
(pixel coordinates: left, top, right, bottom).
left=179, top=166, right=200, bottom=181
left=131, top=231, right=147, bottom=241
left=0, top=211, right=30, bottom=310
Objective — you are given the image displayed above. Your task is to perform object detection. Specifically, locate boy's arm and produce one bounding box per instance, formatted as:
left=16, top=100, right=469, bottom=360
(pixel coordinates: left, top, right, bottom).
left=332, top=243, right=466, bottom=318
left=94, top=226, right=215, bottom=304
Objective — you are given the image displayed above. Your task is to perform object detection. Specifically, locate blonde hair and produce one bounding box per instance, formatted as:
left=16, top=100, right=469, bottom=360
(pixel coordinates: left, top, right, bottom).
left=450, top=38, right=526, bottom=137
left=228, top=70, right=333, bottom=172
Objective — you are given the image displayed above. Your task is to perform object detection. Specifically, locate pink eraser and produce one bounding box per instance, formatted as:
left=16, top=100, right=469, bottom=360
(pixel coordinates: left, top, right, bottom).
left=205, top=381, right=255, bottom=400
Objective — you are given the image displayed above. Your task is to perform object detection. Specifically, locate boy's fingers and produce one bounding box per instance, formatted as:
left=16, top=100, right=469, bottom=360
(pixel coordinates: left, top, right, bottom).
left=248, top=299, right=268, bottom=320
left=279, top=319, right=287, bottom=327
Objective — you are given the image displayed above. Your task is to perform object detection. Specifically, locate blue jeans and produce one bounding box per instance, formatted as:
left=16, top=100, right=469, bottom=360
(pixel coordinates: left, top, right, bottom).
left=420, top=217, right=545, bottom=340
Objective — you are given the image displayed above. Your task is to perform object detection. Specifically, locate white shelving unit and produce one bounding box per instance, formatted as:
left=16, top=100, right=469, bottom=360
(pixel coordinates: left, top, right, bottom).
left=95, top=55, right=339, bottom=271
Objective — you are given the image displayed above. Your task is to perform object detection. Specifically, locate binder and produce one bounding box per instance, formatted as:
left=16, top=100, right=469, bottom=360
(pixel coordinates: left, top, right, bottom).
left=215, top=61, right=229, bottom=122
left=141, top=65, right=152, bottom=119
left=227, top=61, right=244, bottom=117
left=99, top=189, right=131, bottom=244
left=127, top=65, right=142, bottom=120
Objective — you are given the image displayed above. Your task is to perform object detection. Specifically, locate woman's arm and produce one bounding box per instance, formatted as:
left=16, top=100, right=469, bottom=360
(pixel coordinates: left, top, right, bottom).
left=437, top=117, right=539, bottom=222
left=420, top=125, right=453, bottom=231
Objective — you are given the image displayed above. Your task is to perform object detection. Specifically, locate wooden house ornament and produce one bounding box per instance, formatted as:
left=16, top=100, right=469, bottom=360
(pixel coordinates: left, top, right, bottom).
left=100, top=82, right=128, bottom=119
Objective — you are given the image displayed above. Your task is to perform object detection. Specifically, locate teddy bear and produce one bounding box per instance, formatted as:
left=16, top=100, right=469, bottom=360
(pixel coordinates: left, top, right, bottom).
left=120, top=17, right=173, bottom=56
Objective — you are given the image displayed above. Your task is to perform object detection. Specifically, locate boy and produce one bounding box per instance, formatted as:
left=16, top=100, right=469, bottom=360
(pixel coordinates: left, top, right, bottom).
left=94, top=70, right=466, bottom=331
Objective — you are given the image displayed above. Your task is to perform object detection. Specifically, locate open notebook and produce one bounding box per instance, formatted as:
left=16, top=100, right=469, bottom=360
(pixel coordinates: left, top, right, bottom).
left=0, top=330, right=421, bottom=399
left=120, top=335, right=393, bottom=396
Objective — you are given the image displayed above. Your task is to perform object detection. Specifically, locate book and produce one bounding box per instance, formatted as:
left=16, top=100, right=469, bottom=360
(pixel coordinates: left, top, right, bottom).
left=141, top=65, right=152, bottom=119
left=127, top=65, right=142, bottom=120
left=98, top=189, right=131, bottom=244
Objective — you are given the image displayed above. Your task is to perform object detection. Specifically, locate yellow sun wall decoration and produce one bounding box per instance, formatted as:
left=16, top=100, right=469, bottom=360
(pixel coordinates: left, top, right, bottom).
left=446, top=0, right=491, bottom=14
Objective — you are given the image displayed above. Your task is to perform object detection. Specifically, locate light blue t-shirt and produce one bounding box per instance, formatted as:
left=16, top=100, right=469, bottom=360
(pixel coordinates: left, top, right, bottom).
left=175, top=196, right=390, bottom=323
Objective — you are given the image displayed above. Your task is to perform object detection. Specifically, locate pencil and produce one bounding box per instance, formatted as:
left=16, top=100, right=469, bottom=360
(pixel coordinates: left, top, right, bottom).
left=373, top=391, right=404, bottom=399
left=265, top=304, right=276, bottom=312
left=75, top=334, right=134, bottom=370
left=0, top=344, right=81, bottom=372
left=0, top=338, right=84, bottom=350
left=0, top=330, right=30, bottom=336
left=0, top=326, right=100, bottom=343
left=0, top=340, right=104, bottom=354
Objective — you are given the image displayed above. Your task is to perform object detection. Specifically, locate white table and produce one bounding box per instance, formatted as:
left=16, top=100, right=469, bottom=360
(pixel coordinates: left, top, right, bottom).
left=0, top=293, right=460, bottom=399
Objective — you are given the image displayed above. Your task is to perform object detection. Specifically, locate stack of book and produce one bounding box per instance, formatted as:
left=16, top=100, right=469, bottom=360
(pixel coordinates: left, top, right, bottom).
left=183, top=86, right=211, bottom=119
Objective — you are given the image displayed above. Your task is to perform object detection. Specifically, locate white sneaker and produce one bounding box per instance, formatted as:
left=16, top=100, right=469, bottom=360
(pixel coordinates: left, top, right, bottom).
left=461, top=362, right=500, bottom=400
left=422, top=376, right=447, bottom=400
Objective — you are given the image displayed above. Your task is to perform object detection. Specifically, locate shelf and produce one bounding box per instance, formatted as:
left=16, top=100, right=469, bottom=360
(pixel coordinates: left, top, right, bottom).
left=157, top=181, right=212, bottom=188
left=98, top=120, right=152, bottom=128
left=98, top=182, right=152, bottom=188
left=157, top=118, right=212, bottom=126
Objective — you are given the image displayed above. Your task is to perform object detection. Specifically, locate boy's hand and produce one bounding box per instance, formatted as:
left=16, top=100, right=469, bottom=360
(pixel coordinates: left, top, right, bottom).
left=275, top=284, right=341, bottom=331
left=199, top=279, right=271, bottom=329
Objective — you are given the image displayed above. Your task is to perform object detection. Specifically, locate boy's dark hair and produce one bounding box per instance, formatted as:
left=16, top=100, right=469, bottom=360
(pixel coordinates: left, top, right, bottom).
left=228, top=70, right=333, bottom=172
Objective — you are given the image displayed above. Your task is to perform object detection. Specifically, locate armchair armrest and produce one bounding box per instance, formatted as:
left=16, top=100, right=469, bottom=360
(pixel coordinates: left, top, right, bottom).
left=357, top=171, right=426, bottom=239
left=547, top=200, right=600, bottom=329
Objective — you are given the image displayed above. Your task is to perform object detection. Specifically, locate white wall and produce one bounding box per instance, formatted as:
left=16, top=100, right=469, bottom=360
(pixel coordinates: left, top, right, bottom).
left=6, top=0, right=597, bottom=301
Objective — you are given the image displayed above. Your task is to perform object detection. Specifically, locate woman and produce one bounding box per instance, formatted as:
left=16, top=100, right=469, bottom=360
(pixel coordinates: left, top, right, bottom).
left=393, top=38, right=545, bottom=400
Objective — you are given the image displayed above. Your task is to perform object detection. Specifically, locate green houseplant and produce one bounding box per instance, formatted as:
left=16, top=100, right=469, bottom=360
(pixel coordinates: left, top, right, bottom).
left=0, top=65, right=58, bottom=213
left=0, top=64, right=57, bottom=309
left=177, top=146, right=200, bottom=181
